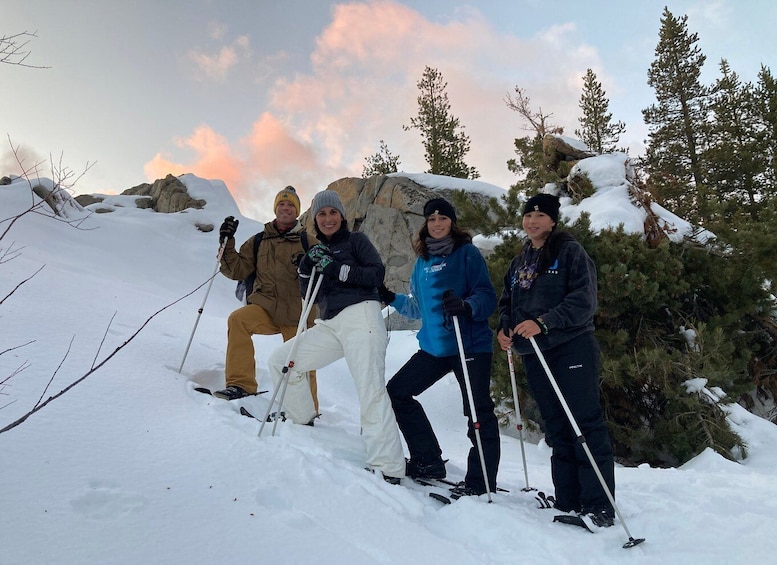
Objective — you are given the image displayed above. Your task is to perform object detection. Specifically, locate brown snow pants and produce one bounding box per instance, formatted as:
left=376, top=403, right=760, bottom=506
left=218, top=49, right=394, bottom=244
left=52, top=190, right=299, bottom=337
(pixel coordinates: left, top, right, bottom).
left=225, top=303, right=319, bottom=412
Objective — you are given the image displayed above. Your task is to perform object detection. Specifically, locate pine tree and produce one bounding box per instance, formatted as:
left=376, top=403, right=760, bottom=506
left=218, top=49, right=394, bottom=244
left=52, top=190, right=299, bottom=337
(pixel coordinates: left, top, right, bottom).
left=361, top=140, right=401, bottom=178
left=703, top=60, right=762, bottom=223
left=405, top=66, right=479, bottom=179
left=574, top=68, right=626, bottom=154
left=755, top=65, right=777, bottom=196
left=475, top=77, right=776, bottom=465
left=642, top=7, right=709, bottom=223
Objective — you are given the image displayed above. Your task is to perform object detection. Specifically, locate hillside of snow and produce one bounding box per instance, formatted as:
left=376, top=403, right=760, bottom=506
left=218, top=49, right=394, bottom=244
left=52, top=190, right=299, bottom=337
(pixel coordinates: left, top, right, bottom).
left=1, top=168, right=775, bottom=564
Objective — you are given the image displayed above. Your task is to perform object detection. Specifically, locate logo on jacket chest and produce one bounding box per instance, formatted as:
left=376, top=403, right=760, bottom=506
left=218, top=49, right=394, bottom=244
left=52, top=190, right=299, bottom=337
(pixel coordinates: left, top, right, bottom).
left=424, top=260, right=448, bottom=274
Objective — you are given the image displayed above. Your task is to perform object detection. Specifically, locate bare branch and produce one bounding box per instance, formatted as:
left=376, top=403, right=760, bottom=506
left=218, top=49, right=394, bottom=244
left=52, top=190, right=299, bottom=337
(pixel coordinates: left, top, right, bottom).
left=92, top=312, right=117, bottom=370
left=0, top=360, right=30, bottom=386
left=0, top=398, right=18, bottom=410
left=0, top=241, right=24, bottom=265
left=504, top=86, right=562, bottom=137
left=1, top=135, right=97, bottom=243
left=0, top=340, right=36, bottom=359
left=0, top=264, right=44, bottom=305
left=0, top=31, right=50, bottom=69
left=0, top=274, right=218, bottom=434
left=34, top=335, right=74, bottom=408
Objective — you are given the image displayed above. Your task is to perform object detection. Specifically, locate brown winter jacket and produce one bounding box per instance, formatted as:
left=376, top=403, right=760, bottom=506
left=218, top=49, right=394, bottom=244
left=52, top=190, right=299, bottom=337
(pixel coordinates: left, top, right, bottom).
left=219, top=220, right=313, bottom=327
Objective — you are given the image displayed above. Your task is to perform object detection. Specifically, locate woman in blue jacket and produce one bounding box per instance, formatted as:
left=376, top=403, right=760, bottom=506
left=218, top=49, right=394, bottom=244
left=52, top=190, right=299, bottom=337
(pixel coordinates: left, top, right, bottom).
left=497, top=192, right=615, bottom=528
left=383, top=197, right=499, bottom=496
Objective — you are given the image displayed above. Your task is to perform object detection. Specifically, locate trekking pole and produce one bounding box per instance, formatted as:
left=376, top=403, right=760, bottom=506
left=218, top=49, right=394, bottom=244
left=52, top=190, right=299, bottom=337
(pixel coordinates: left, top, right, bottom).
left=268, top=270, right=323, bottom=436
left=529, top=336, right=645, bottom=549
left=446, top=293, right=492, bottom=503
left=178, top=241, right=226, bottom=373
left=258, top=268, right=323, bottom=437
left=507, top=347, right=535, bottom=492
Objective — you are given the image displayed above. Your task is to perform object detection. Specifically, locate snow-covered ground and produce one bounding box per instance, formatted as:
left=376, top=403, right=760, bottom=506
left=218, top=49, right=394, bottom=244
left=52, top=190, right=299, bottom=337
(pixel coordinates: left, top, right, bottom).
left=1, top=170, right=775, bottom=564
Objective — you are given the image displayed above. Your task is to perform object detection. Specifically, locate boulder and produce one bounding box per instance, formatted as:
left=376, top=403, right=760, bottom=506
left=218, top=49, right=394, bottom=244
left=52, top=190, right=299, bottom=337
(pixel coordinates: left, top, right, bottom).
left=121, top=174, right=205, bottom=213
left=301, top=175, right=493, bottom=329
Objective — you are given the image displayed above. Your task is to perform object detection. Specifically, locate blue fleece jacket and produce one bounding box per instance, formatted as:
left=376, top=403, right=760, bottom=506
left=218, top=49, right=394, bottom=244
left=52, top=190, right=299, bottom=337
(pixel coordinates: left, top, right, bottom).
left=392, top=243, right=496, bottom=357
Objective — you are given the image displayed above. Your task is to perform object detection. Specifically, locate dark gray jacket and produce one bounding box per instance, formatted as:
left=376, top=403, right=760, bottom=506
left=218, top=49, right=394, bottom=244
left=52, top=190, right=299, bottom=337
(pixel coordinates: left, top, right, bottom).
left=498, top=232, right=597, bottom=355
left=299, top=226, right=384, bottom=320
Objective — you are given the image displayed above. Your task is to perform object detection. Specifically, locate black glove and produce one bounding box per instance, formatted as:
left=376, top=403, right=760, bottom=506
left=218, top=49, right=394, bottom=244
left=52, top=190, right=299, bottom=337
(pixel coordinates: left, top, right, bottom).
left=442, top=291, right=472, bottom=318
left=378, top=284, right=396, bottom=305
left=219, top=216, right=239, bottom=243
left=320, top=258, right=341, bottom=279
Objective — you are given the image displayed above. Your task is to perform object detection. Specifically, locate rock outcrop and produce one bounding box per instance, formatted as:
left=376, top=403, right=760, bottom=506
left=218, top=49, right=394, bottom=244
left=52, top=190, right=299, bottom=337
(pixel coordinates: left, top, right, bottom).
left=74, top=174, right=205, bottom=213
left=302, top=175, right=491, bottom=296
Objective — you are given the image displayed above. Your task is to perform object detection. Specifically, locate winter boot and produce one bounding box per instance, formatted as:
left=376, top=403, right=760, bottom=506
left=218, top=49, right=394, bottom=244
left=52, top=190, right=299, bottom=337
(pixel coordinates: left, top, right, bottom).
left=213, top=385, right=249, bottom=400
left=364, top=467, right=402, bottom=485
left=448, top=481, right=486, bottom=499
left=405, top=458, right=446, bottom=480
left=580, top=508, right=615, bottom=529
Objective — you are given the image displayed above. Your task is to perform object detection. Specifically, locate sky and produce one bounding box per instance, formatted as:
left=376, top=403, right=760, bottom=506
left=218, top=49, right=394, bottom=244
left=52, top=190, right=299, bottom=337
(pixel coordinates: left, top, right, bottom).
left=3, top=159, right=777, bottom=563
left=3, top=1, right=775, bottom=223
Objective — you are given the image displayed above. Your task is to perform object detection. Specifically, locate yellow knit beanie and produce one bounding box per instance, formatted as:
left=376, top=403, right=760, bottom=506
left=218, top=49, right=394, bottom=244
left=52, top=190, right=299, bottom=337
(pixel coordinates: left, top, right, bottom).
left=274, top=186, right=301, bottom=215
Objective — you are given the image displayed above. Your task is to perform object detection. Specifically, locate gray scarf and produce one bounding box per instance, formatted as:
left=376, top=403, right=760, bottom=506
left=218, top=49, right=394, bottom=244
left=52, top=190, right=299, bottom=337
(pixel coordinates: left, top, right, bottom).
left=426, top=235, right=455, bottom=257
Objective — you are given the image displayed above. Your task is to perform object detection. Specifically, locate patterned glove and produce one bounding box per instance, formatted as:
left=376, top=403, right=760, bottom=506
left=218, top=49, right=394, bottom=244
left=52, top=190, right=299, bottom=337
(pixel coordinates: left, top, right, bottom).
left=219, top=216, right=239, bottom=243
left=301, top=244, right=330, bottom=271
left=318, top=254, right=335, bottom=271
left=307, top=244, right=331, bottom=264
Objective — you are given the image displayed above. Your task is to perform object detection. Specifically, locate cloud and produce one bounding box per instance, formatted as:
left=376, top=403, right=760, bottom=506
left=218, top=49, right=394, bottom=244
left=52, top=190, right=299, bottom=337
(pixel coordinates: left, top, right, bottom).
left=144, top=125, right=244, bottom=198
left=151, top=0, right=612, bottom=220
left=207, top=21, right=228, bottom=41
left=143, top=116, right=346, bottom=220
left=190, top=35, right=251, bottom=81
left=0, top=143, right=46, bottom=179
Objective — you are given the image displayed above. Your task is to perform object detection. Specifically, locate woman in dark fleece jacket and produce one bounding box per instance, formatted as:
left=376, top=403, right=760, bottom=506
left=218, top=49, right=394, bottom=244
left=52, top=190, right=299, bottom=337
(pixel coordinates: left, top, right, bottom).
left=268, top=190, right=405, bottom=484
left=497, top=193, right=616, bottom=528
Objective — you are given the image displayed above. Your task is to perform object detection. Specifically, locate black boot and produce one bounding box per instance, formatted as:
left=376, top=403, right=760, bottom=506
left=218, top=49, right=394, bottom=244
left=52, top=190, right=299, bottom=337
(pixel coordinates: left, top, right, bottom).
left=406, top=457, right=446, bottom=480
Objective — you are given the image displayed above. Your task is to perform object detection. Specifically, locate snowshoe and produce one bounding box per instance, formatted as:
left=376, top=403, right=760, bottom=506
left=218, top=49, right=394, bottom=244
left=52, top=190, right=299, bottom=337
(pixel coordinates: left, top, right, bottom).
left=212, top=385, right=249, bottom=400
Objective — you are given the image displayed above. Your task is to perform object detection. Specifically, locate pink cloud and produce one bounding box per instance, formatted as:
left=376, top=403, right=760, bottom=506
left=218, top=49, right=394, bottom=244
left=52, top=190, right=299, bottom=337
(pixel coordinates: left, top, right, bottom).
left=241, top=112, right=320, bottom=175
left=144, top=125, right=245, bottom=200
left=149, top=0, right=614, bottom=218
left=189, top=35, right=251, bottom=81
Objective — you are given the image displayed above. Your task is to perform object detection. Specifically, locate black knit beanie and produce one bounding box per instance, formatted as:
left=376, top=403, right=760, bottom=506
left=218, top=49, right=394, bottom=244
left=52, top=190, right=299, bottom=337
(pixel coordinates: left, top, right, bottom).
left=522, top=193, right=560, bottom=222
left=423, top=197, right=457, bottom=224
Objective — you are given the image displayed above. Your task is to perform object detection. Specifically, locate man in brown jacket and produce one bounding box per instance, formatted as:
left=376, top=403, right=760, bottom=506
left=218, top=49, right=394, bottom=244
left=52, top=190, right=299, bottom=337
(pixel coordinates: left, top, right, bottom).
left=215, top=186, right=318, bottom=412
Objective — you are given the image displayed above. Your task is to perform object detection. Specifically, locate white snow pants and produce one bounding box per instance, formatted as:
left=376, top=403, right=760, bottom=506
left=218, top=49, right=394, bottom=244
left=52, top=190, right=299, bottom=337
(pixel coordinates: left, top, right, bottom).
left=268, top=300, right=406, bottom=479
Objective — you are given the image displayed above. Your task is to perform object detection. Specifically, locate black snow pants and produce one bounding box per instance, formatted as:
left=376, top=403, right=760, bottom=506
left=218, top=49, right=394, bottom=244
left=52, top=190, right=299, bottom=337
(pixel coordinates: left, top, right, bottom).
left=387, top=349, right=500, bottom=492
left=521, top=332, right=615, bottom=515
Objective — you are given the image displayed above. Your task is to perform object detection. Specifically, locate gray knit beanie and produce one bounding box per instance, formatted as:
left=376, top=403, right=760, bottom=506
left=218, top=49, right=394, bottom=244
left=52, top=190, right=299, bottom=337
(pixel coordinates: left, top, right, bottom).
left=311, top=190, right=347, bottom=219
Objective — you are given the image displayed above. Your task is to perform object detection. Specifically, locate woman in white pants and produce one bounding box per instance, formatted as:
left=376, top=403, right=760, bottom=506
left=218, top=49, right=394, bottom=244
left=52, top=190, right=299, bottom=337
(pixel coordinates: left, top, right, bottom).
left=267, top=189, right=405, bottom=483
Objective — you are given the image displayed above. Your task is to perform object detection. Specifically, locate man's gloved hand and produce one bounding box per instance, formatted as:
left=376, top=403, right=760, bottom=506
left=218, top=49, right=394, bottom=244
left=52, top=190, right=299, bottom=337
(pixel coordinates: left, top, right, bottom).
left=442, top=291, right=472, bottom=318
left=378, top=284, right=396, bottom=305
left=219, top=216, right=239, bottom=243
